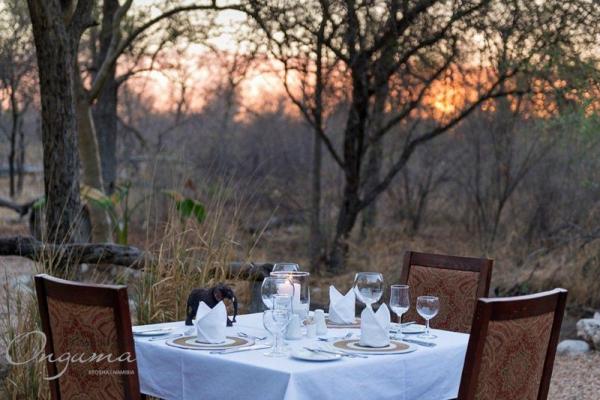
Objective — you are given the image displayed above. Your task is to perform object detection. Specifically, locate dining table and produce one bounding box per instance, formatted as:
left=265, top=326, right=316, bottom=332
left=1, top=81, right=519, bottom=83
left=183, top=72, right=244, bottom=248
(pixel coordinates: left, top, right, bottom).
left=133, top=313, right=469, bottom=400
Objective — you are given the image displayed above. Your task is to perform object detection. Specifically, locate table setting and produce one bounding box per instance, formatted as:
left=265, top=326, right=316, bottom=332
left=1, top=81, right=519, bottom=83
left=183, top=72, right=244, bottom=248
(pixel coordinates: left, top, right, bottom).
left=133, top=265, right=469, bottom=400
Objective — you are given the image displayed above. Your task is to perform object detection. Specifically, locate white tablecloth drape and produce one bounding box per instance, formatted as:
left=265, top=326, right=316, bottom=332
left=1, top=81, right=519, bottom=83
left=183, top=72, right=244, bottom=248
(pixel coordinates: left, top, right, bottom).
left=134, top=313, right=469, bottom=400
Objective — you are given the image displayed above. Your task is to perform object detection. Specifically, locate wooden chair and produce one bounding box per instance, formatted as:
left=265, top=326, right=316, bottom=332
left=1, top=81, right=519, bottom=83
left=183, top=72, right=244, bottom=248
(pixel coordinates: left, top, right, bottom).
left=458, top=288, right=567, bottom=400
left=400, top=251, right=493, bottom=333
left=34, top=274, right=143, bottom=400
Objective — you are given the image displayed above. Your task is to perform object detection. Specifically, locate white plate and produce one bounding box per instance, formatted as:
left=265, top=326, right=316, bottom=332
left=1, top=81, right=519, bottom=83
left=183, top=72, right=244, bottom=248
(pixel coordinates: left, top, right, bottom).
left=132, top=327, right=175, bottom=337
left=391, top=323, right=426, bottom=335
left=290, top=349, right=342, bottom=362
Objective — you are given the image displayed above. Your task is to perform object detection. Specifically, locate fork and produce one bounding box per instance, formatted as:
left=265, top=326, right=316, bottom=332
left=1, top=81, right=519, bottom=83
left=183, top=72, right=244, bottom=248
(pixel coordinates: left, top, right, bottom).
left=237, top=331, right=267, bottom=341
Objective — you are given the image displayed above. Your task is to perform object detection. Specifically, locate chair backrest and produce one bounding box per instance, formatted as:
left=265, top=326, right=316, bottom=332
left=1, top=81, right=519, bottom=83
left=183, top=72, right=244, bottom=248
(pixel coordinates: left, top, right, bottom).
left=34, top=274, right=142, bottom=400
left=400, top=251, right=493, bottom=333
left=458, top=288, right=567, bottom=400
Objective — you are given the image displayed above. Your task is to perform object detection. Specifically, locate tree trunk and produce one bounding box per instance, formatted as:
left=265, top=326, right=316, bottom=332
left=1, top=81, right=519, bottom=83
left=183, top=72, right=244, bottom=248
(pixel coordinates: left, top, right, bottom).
left=326, top=56, right=369, bottom=273
left=8, top=90, right=20, bottom=198
left=329, top=186, right=361, bottom=273
left=309, top=130, right=322, bottom=271
left=360, top=140, right=382, bottom=237
left=92, top=0, right=119, bottom=194
left=26, top=0, right=85, bottom=244
left=16, top=117, right=25, bottom=194
left=75, top=80, right=113, bottom=243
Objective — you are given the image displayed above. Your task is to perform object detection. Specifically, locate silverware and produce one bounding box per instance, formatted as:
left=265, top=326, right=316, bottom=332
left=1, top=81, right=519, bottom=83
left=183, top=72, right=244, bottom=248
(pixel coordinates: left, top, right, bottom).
left=148, top=333, right=182, bottom=342
left=304, top=347, right=368, bottom=359
left=401, top=321, right=416, bottom=327
left=134, top=328, right=174, bottom=335
left=211, top=345, right=270, bottom=355
left=402, top=338, right=437, bottom=348
left=238, top=332, right=267, bottom=341
left=317, top=332, right=353, bottom=342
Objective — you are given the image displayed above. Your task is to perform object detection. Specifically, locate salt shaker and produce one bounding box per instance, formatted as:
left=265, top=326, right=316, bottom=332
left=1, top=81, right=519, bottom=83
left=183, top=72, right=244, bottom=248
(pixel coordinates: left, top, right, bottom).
left=314, top=309, right=328, bottom=336
left=305, top=317, right=317, bottom=338
left=286, top=314, right=303, bottom=340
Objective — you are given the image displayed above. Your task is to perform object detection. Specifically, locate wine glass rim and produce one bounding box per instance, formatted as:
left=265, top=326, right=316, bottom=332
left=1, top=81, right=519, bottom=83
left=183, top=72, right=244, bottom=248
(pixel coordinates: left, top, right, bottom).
left=391, top=284, right=409, bottom=289
left=417, top=295, right=439, bottom=300
left=271, top=271, right=310, bottom=277
left=354, top=272, right=384, bottom=277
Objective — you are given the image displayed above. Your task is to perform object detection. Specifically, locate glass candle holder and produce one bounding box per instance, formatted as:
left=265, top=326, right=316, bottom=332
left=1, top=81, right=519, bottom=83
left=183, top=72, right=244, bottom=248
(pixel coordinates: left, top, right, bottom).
left=271, top=271, right=310, bottom=319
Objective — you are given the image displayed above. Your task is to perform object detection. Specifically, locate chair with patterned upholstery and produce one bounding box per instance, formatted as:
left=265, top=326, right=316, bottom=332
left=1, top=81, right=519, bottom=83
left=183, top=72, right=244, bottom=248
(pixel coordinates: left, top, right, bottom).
left=400, top=251, right=493, bottom=333
left=457, top=288, right=567, bottom=400
left=34, top=274, right=144, bottom=400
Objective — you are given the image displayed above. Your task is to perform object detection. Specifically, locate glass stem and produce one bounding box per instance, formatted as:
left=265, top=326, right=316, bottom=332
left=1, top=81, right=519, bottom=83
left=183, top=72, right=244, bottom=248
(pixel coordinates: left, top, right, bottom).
left=426, top=319, right=430, bottom=336
left=274, top=332, right=282, bottom=353
left=398, top=313, right=403, bottom=338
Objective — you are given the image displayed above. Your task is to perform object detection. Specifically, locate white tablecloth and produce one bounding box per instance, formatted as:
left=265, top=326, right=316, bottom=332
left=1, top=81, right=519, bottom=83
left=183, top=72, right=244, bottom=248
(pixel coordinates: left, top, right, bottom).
left=134, top=313, right=468, bottom=400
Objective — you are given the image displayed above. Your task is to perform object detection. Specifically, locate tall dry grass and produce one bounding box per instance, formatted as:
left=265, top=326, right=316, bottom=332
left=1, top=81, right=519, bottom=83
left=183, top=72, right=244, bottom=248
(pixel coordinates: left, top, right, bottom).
left=0, top=177, right=259, bottom=398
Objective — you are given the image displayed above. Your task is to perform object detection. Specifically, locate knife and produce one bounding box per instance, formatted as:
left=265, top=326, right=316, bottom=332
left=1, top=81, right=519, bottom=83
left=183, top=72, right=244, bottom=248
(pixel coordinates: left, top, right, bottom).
left=402, top=338, right=437, bottom=348
left=210, top=345, right=270, bottom=355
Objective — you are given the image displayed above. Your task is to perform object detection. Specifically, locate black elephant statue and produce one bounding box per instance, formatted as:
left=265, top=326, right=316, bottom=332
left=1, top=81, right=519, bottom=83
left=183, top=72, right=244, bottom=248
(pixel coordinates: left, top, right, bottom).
left=185, top=283, right=238, bottom=326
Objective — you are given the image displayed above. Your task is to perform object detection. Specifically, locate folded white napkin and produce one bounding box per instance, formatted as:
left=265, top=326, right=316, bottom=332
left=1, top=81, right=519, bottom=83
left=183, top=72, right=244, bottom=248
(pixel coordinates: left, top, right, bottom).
left=195, top=301, right=227, bottom=344
left=359, top=304, right=391, bottom=347
left=328, top=286, right=356, bottom=324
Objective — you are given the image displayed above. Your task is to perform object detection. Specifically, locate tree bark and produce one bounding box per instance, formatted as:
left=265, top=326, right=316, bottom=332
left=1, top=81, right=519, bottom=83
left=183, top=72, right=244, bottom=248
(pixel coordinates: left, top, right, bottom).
left=309, top=129, right=323, bottom=271
left=360, top=80, right=388, bottom=237
left=92, top=0, right=119, bottom=194
left=26, top=0, right=85, bottom=244
left=75, top=78, right=113, bottom=242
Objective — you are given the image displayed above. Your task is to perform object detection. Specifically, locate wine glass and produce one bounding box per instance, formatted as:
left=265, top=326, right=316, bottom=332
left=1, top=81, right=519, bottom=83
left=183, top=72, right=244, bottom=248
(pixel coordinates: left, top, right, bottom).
left=272, top=262, right=300, bottom=272
left=416, top=295, right=440, bottom=339
left=261, top=276, right=294, bottom=310
left=353, top=272, right=384, bottom=308
left=263, top=294, right=292, bottom=357
left=390, top=285, right=410, bottom=338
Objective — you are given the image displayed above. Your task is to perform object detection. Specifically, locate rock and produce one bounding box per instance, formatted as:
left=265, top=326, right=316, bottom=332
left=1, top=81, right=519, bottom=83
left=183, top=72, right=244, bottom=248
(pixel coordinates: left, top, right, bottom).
left=8, top=274, right=33, bottom=294
left=576, top=316, right=600, bottom=349
left=557, top=339, right=591, bottom=356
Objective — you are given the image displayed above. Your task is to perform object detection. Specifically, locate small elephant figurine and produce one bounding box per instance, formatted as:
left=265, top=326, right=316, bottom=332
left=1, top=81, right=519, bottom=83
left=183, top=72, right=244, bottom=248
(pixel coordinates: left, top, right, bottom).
left=185, top=283, right=238, bottom=326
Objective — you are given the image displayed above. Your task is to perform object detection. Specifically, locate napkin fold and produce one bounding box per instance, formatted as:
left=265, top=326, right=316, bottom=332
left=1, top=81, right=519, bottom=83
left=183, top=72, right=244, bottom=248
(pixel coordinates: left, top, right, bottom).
left=195, top=301, right=227, bottom=344
left=359, top=304, right=391, bottom=347
left=328, top=286, right=356, bottom=324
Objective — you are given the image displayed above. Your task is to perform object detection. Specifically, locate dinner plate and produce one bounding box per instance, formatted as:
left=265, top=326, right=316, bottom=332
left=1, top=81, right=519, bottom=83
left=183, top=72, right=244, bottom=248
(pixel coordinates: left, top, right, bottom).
left=290, top=349, right=342, bottom=362
left=396, top=324, right=426, bottom=335
left=132, top=327, right=176, bottom=337
left=166, top=335, right=254, bottom=351
left=331, top=339, right=416, bottom=355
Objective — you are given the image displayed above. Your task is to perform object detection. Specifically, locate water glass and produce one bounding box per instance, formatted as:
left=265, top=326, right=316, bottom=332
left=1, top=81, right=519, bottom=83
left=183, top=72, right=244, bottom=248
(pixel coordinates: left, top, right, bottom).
left=353, top=272, right=384, bottom=308
left=272, top=262, right=300, bottom=272
left=390, top=285, right=410, bottom=338
left=416, top=295, right=440, bottom=339
left=263, top=294, right=292, bottom=357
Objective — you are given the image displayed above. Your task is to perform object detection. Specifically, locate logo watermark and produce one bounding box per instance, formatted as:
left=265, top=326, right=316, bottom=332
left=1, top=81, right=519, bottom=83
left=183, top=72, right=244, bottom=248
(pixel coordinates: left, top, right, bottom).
left=5, top=330, right=136, bottom=380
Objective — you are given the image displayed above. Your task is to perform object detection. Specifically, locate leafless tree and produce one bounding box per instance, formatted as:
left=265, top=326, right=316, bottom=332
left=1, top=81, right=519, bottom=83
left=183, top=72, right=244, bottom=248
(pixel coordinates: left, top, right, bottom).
left=0, top=0, right=37, bottom=197
left=247, top=0, right=598, bottom=272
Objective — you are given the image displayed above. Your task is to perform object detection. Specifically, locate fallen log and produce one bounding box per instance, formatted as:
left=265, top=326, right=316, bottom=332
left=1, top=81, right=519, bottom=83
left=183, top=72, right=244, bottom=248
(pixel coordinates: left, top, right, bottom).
left=0, top=236, right=274, bottom=277
left=0, top=235, right=150, bottom=269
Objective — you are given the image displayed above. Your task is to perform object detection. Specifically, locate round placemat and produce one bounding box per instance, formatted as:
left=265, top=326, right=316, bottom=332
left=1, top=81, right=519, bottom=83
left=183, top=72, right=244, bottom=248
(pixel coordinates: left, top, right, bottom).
left=326, top=318, right=361, bottom=328
left=166, top=336, right=253, bottom=350
left=332, top=339, right=415, bottom=355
